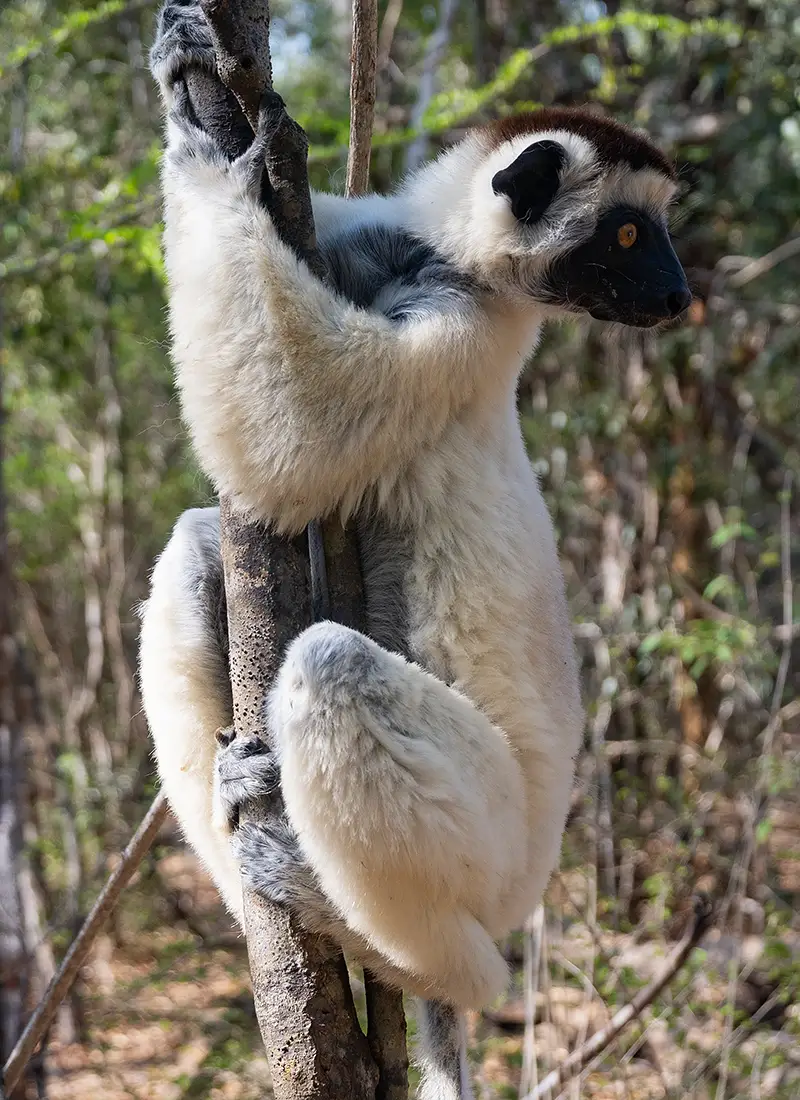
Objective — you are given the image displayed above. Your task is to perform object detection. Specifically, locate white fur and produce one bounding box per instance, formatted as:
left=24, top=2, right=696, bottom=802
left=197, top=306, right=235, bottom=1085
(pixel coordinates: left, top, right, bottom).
left=393, top=129, right=675, bottom=293
left=139, top=508, right=245, bottom=920
left=139, top=108, right=686, bottom=1010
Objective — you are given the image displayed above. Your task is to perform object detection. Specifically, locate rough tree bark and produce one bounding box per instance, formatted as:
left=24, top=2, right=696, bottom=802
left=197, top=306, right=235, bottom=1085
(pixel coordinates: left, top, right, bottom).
left=187, top=1, right=407, bottom=1097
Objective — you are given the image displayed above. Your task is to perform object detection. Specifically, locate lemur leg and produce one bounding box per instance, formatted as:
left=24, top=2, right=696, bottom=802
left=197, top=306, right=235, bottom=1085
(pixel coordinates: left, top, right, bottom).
left=217, top=740, right=475, bottom=1098
left=261, top=621, right=523, bottom=1010
left=138, top=507, right=245, bottom=920
left=214, top=734, right=412, bottom=983
left=140, top=510, right=413, bottom=985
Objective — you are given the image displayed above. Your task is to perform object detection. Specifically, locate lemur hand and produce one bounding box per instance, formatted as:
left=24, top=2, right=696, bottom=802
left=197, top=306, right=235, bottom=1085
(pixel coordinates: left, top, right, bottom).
left=149, top=0, right=217, bottom=92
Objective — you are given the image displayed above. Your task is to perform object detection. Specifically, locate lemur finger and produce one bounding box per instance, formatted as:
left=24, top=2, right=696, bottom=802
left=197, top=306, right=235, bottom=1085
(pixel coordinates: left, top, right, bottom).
left=253, top=89, right=289, bottom=139
left=230, top=89, right=289, bottom=195
left=215, top=725, right=235, bottom=749
left=169, top=78, right=202, bottom=128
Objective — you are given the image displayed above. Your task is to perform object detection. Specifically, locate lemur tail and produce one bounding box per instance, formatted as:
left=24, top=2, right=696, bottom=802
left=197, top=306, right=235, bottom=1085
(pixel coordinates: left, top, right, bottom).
left=416, top=1000, right=474, bottom=1100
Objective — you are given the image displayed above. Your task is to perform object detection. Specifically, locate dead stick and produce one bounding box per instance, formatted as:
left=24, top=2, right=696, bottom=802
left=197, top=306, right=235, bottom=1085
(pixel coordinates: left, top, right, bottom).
left=2, top=791, right=169, bottom=1094
left=523, top=896, right=714, bottom=1100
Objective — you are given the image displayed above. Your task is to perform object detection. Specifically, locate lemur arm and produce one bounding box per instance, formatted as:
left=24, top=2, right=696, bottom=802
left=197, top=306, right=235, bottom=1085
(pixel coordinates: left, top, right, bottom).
left=159, top=88, right=488, bottom=532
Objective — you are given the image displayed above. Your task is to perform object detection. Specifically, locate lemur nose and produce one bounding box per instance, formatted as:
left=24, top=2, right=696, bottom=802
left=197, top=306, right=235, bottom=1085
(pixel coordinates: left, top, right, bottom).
left=665, top=287, right=692, bottom=318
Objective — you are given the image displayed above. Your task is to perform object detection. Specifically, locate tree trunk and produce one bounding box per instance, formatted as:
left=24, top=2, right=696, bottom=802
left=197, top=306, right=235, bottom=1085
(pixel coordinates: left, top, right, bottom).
left=181, top=1, right=405, bottom=1095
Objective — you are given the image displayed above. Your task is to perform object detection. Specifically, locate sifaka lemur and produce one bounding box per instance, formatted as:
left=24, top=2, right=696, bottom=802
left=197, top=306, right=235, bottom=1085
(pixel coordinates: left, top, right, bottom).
left=140, top=3, right=690, bottom=1096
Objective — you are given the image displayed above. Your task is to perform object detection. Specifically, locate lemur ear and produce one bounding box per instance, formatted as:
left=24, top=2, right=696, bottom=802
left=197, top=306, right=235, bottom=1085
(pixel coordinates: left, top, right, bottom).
left=491, top=139, right=566, bottom=225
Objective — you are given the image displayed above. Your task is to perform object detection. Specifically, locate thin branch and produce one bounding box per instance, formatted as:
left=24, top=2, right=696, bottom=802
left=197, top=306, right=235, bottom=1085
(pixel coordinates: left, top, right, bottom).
left=768, top=472, right=793, bottom=718
left=377, top=0, right=404, bottom=76
left=727, top=236, right=800, bottom=288
left=342, top=1, right=409, bottom=1092
left=523, top=896, right=714, bottom=1100
left=346, top=0, right=378, bottom=196
left=2, top=791, right=169, bottom=1095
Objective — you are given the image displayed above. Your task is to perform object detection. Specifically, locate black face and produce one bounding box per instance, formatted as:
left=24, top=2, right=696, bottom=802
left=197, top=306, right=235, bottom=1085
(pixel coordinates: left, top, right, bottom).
left=545, top=206, right=691, bottom=327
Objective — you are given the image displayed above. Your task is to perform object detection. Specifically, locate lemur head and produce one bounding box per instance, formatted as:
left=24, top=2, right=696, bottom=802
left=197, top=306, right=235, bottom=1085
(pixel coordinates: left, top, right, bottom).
left=410, top=108, right=690, bottom=328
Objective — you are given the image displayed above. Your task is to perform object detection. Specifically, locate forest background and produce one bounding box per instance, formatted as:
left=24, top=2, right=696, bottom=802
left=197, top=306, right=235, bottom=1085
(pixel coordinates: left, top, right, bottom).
left=1, top=0, right=799, bottom=1097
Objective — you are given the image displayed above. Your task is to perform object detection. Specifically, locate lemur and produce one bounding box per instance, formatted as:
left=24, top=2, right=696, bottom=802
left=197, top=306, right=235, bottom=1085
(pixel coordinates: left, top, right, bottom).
left=141, top=3, right=690, bottom=1096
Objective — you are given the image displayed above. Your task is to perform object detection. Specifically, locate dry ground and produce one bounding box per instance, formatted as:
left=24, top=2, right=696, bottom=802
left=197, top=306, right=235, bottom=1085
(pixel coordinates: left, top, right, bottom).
left=42, top=844, right=800, bottom=1100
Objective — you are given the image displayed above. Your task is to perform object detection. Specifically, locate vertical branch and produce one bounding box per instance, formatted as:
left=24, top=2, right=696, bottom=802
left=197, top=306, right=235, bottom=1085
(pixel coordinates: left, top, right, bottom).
left=189, top=1, right=390, bottom=1096
left=341, top=2, right=409, bottom=1095
left=218, top=501, right=376, bottom=1100
left=346, top=0, right=378, bottom=196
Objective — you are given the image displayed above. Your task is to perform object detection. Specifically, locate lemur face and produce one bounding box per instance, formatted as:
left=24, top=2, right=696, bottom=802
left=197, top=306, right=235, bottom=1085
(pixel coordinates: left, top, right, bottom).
left=486, top=110, right=691, bottom=328
left=544, top=203, right=691, bottom=327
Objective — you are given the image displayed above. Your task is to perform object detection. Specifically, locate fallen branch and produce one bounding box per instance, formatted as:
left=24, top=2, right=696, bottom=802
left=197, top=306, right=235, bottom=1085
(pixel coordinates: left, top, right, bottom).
left=2, top=791, right=169, bottom=1095
left=523, top=896, right=714, bottom=1100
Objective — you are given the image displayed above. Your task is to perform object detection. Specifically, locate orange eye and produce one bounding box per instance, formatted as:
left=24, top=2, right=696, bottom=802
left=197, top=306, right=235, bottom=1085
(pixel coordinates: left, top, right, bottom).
left=617, top=222, right=638, bottom=248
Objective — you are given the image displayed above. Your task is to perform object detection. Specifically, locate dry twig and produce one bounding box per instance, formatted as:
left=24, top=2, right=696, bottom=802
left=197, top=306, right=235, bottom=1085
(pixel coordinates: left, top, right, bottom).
left=522, top=896, right=714, bottom=1100
left=2, top=791, right=169, bottom=1095
left=727, top=236, right=800, bottom=288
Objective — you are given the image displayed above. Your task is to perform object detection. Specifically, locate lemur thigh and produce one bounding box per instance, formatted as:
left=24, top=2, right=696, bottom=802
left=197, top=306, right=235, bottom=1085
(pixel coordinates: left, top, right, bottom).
left=269, top=622, right=525, bottom=1008
left=138, top=506, right=246, bottom=919
left=159, top=95, right=489, bottom=531
left=141, top=510, right=421, bottom=989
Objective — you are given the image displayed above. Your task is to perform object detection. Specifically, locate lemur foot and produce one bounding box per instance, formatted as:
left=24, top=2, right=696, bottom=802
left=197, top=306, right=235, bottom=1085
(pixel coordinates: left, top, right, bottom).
left=215, top=734, right=345, bottom=933
left=215, top=733, right=280, bottom=831
left=149, top=0, right=217, bottom=92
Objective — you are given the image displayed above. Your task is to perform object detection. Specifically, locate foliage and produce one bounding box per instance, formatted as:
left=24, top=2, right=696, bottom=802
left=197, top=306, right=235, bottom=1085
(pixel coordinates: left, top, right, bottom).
left=2, top=0, right=798, bottom=1096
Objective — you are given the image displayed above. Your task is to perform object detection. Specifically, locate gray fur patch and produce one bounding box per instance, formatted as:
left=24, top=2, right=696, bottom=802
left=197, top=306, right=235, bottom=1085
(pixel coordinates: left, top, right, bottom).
left=233, top=818, right=350, bottom=937
left=419, top=1000, right=471, bottom=1098
left=176, top=509, right=233, bottom=716
left=216, top=734, right=279, bottom=829
left=356, top=513, right=414, bottom=657
left=320, top=224, right=478, bottom=323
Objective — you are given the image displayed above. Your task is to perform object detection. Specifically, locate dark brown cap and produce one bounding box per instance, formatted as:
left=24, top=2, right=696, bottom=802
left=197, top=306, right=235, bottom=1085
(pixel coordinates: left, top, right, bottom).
left=482, top=107, right=676, bottom=180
